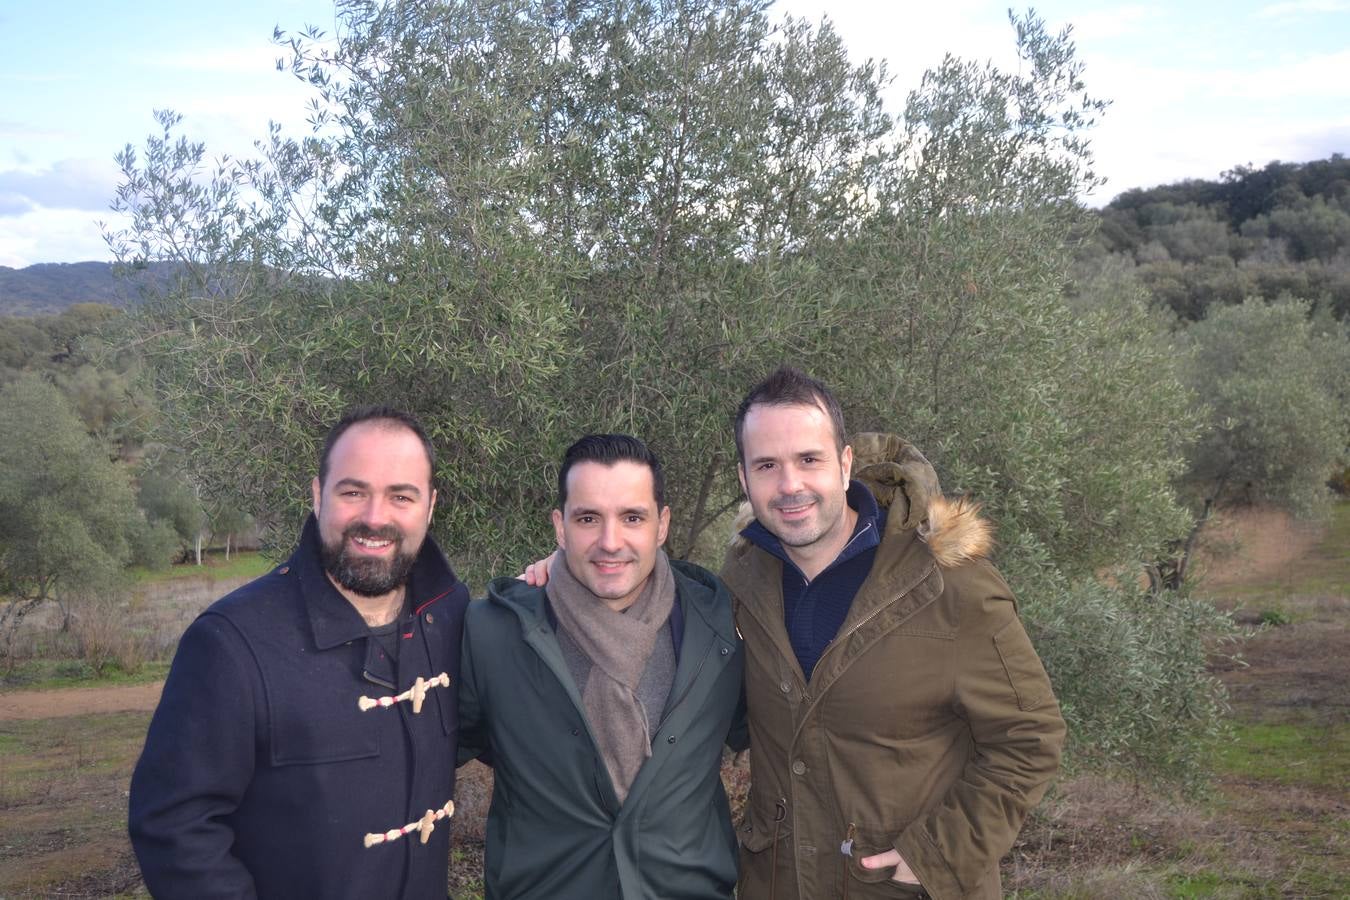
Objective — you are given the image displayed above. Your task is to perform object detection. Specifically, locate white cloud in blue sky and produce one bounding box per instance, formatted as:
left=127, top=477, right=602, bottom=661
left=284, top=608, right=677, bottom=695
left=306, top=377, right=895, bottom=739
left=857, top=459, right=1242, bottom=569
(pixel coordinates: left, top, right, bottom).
left=1, top=0, right=1346, bottom=267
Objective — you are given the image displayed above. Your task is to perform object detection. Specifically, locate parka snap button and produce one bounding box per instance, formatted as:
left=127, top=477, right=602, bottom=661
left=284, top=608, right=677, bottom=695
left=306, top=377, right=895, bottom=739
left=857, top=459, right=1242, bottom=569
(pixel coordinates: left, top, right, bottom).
left=720, top=646, right=729, bottom=656
left=791, top=760, right=807, bottom=775
left=667, top=735, right=677, bottom=744
left=278, top=566, right=290, bottom=575
left=779, top=681, right=791, bottom=693
left=425, top=613, right=434, bottom=624
left=571, top=728, right=580, bottom=736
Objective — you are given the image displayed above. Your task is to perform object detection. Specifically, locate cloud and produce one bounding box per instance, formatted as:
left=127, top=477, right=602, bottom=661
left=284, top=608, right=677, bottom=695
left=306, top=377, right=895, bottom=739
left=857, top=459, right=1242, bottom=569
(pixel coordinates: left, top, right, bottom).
left=0, top=206, right=113, bottom=267
left=1257, top=0, right=1350, bottom=19
left=1062, top=4, right=1159, bottom=42
left=1202, top=49, right=1350, bottom=100
left=0, top=158, right=119, bottom=216
left=149, top=45, right=294, bottom=77
left=0, top=192, right=33, bottom=216
left=1284, top=121, right=1350, bottom=160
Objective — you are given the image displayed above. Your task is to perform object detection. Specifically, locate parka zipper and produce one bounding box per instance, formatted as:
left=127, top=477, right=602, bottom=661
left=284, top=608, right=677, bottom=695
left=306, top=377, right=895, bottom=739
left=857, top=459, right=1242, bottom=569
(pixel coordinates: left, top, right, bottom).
left=841, top=821, right=858, bottom=900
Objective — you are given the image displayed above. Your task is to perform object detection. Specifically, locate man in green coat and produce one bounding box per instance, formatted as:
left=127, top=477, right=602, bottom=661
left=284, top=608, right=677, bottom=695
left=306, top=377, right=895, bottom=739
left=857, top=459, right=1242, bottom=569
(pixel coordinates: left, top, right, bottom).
left=723, top=367, right=1066, bottom=900
left=458, top=434, right=747, bottom=900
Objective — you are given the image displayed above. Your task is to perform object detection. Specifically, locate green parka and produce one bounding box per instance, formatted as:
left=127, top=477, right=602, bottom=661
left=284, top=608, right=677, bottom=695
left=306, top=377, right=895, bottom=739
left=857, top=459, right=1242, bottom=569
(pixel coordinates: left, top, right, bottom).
left=721, top=492, right=1065, bottom=900
left=457, top=560, right=748, bottom=900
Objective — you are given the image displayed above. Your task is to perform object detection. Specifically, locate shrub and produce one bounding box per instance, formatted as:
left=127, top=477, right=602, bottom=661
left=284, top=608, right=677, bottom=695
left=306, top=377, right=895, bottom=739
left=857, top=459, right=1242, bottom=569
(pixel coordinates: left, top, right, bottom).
left=1017, top=568, right=1235, bottom=793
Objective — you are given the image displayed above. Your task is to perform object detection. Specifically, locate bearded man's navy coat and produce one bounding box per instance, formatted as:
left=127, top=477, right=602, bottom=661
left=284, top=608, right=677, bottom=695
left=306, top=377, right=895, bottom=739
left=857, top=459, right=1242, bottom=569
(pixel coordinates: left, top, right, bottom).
left=129, top=515, right=470, bottom=899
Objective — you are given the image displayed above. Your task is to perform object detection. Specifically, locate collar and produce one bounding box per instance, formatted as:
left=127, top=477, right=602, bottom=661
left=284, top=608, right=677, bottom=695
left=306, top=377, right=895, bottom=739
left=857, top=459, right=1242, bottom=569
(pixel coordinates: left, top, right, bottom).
left=739, top=480, right=884, bottom=579
left=289, top=514, right=464, bottom=650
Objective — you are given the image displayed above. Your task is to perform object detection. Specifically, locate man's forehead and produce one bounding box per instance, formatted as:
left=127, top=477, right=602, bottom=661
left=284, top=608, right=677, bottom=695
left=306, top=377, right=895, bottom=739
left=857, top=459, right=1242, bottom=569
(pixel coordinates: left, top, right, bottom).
left=744, top=401, right=835, bottom=436
left=327, top=421, right=432, bottom=478
left=564, top=460, right=658, bottom=506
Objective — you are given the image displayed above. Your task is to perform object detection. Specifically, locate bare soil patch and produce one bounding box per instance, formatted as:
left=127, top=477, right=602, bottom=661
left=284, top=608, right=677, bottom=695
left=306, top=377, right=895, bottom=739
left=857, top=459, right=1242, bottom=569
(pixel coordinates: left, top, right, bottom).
left=1193, top=507, right=1324, bottom=590
left=0, top=681, right=163, bottom=721
left=1006, top=503, right=1350, bottom=897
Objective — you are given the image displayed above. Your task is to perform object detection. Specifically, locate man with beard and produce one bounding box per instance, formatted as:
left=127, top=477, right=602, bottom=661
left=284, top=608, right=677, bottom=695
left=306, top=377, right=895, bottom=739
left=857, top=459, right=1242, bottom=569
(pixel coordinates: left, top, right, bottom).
left=130, top=407, right=470, bottom=899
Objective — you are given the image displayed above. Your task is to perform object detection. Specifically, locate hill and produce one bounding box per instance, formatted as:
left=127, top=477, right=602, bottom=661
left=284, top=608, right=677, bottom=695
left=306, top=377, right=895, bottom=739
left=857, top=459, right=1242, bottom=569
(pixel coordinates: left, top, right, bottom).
left=1081, top=154, right=1350, bottom=321
left=0, top=261, right=183, bottom=316
left=0, top=262, right=124, bottom=315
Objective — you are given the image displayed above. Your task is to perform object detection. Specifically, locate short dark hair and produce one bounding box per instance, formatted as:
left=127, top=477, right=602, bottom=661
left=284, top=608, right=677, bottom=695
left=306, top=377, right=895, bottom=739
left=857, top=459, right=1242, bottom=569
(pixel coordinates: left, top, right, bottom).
left=318, top=406, right=436, bottom=489
left=734, top=366, right=847, bottom=464
left=557, top=434, right=665, bottom=509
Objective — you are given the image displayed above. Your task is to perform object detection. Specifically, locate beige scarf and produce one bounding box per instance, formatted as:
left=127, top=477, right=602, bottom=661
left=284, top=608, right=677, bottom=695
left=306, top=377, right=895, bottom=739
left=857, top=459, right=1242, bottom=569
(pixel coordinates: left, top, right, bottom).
left=545, top=549, right=676, bottom=803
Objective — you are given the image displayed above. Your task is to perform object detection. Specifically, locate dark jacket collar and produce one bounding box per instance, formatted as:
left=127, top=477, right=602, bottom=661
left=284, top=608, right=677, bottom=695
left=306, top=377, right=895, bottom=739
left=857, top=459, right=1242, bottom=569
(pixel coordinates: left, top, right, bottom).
left=289, top=514, right=464, bottom=650
left=739, top=480, right=885, bottom=579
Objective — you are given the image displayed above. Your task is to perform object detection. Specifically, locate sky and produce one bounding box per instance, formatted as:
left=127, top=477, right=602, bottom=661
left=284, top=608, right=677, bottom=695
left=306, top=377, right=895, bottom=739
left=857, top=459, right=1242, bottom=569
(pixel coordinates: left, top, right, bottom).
left=1, top=0, right=1347, bottom=268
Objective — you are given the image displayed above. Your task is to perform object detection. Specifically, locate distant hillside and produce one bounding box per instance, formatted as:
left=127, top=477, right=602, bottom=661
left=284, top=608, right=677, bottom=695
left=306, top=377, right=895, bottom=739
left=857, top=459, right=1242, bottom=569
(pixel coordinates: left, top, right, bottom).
left=0, top=262, right=121, bottom=315
left=0, top=261, right=185, bottom=316
left=1081, top=154, right=1350, bottom=321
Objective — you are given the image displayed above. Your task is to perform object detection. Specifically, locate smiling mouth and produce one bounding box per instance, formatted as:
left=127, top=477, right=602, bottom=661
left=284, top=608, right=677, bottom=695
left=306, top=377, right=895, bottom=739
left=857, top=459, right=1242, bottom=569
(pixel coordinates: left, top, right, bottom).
left=591, top=559, right=631, bottom=573
left=351, top=535, right=395, bottom=552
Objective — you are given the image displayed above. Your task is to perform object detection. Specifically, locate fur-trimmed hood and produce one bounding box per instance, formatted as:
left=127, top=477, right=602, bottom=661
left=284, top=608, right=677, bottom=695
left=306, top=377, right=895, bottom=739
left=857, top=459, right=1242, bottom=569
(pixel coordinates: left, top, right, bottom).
left=728, top=431, right=993, bottom=568
left=728, top=493, right=992, bottom=569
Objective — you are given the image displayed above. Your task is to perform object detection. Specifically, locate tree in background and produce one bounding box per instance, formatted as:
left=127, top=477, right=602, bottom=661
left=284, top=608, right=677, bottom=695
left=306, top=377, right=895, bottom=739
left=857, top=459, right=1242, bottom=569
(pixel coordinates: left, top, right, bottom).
left=1184, top=299, right=1349, bottom=516
left=107, top=2, right=1224, bottom=784
left=0, top=376, right=157, bottom=670
left=136, top=446, right=208, bottom=564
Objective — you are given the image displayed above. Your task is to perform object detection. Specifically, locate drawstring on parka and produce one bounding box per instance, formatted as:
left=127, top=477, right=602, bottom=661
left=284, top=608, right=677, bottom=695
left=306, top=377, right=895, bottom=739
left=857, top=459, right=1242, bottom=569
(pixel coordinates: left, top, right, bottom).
left=769, top=798, right=787, bottom=899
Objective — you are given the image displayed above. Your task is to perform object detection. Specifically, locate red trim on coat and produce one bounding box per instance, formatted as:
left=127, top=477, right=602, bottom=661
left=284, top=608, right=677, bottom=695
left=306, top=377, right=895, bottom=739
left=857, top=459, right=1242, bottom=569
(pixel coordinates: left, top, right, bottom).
left=414, top=589, right=454, bottom=617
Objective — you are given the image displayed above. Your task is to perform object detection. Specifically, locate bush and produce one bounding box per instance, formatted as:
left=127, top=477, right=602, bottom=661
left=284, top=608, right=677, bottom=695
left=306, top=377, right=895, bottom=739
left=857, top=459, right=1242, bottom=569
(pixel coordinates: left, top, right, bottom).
left=1018, top=569, right=1235, bottom=793
left=70, top=596, right=148, bottom=677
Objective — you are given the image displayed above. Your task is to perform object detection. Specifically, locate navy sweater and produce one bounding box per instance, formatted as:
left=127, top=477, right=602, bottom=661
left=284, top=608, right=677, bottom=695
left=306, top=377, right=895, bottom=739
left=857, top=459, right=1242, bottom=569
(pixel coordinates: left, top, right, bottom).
left=740, top=481, right=885, bottom=679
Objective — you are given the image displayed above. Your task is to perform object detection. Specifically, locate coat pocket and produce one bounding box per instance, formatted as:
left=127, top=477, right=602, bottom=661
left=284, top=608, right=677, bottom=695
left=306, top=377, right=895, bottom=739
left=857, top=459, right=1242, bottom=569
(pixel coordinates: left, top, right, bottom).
left=268, top=688, right=381, bottom=766
left=737, top=797, right=791, bottom=853
left=993, top=617, right=1054, bottom=711
left=845, top=827, right=931, bottom=898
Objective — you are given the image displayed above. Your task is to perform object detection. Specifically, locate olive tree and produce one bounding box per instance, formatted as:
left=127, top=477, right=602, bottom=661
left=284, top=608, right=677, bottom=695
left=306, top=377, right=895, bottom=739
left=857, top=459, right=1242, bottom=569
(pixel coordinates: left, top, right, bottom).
left=0, top=376, right=150, bottom=668
left=107, top=1, right=1223, bottom=782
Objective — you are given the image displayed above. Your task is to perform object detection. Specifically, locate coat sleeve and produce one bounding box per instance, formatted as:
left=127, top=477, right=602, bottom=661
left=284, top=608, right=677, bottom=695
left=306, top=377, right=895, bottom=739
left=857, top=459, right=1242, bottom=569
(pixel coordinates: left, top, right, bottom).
left=128, top=613, right=259, bottom=899
left=894, top=563, right=1066, bottom=899
left=455, top=610, right=490, bottom=768
left=725, top=667, right=750, bottom=753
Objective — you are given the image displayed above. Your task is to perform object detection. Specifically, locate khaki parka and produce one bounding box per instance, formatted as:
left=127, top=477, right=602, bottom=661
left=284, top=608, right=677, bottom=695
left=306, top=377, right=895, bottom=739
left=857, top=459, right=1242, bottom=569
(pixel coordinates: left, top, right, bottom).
left=720, top=486, right=1065, bottom=900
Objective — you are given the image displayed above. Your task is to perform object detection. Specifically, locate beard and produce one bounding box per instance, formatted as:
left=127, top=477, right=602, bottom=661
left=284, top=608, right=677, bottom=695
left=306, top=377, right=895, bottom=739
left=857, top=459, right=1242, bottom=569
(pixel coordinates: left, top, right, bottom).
left=319, top=522, right=419, bottom=598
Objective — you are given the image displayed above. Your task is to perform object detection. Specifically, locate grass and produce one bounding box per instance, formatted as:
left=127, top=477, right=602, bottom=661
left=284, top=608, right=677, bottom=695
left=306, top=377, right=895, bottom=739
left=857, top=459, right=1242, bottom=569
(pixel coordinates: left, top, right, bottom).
left=1216, top=720, right=1350, bottom=787
left=127, top=549, right=275, bottom=584
left=0, top=711, right=151, bottom=896
left=0, top=501, right=1344, bottom=897
left=1007, top=501, right=1350, bottom=899
left=1, top=659, right=170, bottom=693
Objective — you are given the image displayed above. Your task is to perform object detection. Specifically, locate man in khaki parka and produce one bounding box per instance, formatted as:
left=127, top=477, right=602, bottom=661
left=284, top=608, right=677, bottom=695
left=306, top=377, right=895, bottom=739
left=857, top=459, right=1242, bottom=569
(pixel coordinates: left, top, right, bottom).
left=722, top=367, right=1065, bottom=900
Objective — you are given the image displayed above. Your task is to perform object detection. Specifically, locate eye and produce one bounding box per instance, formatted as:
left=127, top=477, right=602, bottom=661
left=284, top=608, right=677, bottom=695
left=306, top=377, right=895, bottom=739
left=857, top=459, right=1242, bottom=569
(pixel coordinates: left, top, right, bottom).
left=576, top=514, right=596, bottom=525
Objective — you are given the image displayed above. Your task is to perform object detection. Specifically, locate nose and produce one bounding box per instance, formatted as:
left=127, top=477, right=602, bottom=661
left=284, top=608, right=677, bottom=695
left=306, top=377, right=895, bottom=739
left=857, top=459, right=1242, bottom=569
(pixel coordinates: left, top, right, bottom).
left=597, top=518, right=623, bottom=553
left=360, top=494, right=393, bottom=527
left=776, top=463, right=804, bottom=495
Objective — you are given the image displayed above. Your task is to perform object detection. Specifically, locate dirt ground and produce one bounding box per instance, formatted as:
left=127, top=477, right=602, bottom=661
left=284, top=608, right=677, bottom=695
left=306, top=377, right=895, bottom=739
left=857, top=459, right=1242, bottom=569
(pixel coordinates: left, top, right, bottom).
left=0, top=682, right=163, bottom=721
left=1006, top=504, right=1349, bottom=898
